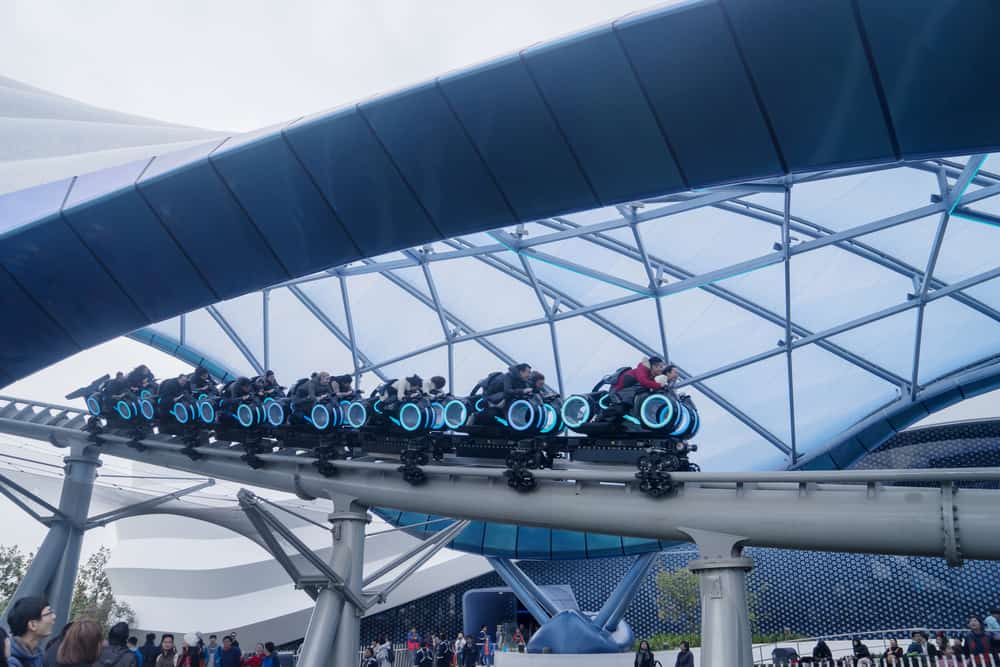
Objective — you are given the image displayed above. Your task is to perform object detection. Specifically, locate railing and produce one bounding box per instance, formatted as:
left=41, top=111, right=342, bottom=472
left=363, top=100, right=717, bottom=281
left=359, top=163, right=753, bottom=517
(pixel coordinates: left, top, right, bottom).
left=751, top=628, right=998, bottom=666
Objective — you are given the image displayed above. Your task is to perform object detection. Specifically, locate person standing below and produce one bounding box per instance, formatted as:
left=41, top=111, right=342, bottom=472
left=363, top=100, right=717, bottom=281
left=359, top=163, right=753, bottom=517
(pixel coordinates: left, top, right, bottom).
left=405, top=629, right=420, bottom=664
left=985, top=609, right=1000, bottom=659
left=96, top=623, right=137, bottom=667
left=375, top=638, right=392, bottom=667
left=241, top=644, right=264, bottom=667
left=634, top=640, right=654, bottom=667
left=177, top=637, right=202, bottom=667
left=139, top=635, right=158, bottom=667
left=155, top=635, right=178, bottom=667
left=202, top=636, right=220, bottom=667
left=218, top=638, right=240, bottom=667
left=414, top=642, right=432, bottom=667
left=43, top=624, right=72, bottom=667
left=7, top=597, right=56, bottom=667
left=964, top=616, right=992, bottom=664
left=476, top=627, right=491, bottom=667
left=52, top=620, right=102, bottom=667
left=674, top=641, right=693, bottom=667
left=461, top=636, right=477, bottom=667
left=127, top=638, right=143, bottom=667
left=259, top=643, right=277, bottom=667
left=360, top=648, right=377, bottom=667
left=434, top=635, right=451, bottom=667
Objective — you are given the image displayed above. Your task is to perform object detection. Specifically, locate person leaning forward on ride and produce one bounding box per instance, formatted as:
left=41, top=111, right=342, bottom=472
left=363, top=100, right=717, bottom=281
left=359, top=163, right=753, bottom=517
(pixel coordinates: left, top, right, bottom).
left=380, top=375, right=424, bottom=403
left=613, top=357, right=669, bottom=392
left=485, top=363, right=532, bottom=405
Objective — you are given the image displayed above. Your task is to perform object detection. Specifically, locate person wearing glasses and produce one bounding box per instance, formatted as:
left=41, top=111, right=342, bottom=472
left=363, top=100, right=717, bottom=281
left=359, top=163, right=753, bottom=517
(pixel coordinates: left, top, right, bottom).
left=7, top=597, right=56, bottom=667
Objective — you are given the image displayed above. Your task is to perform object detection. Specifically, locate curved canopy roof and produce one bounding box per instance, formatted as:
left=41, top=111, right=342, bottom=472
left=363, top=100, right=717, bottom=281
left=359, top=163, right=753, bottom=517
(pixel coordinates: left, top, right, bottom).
left=1, top=0, right=999, bottom=476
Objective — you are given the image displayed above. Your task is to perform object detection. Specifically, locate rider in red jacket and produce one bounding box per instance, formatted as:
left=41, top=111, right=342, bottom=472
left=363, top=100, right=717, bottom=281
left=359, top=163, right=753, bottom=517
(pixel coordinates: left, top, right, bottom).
left=614, top=357, right=668, bottom=391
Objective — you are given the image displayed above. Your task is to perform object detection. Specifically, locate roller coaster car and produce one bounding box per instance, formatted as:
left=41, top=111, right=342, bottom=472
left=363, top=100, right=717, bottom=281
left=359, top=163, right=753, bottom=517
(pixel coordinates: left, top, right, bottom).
left=287, top=393, right=368, bottom=434
left=560, top=381, right=700, bottom=442
left=74, top=375, right=157, bottom=427
left=363, top=390, right=468, bottom=436
left=464, top=391, right=564, bottom=439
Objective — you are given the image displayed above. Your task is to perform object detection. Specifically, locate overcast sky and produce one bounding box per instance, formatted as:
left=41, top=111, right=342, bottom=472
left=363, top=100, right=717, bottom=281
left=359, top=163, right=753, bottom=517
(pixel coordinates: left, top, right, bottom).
left=1, top=0, right=666, bottom=132
left=0, top=0, right=997, bottom=556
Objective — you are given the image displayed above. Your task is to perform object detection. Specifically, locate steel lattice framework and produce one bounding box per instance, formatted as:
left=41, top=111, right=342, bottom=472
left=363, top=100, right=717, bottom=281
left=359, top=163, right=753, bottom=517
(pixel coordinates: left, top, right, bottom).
left=132, top=155, right=1000, bottom=470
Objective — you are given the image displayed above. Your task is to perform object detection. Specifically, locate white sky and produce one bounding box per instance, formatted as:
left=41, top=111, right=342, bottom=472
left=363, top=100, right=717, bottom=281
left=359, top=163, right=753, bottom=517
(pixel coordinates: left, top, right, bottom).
left=0, top=0, right=997, bottom=556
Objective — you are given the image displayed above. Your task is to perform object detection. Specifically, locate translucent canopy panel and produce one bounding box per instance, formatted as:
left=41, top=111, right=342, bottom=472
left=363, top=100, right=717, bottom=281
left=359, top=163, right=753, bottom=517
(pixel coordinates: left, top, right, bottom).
left=141, top=155, right=1000, bottom=471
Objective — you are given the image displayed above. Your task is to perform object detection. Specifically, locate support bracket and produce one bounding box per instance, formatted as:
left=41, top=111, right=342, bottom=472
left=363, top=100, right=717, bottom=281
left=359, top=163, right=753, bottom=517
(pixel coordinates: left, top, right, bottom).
left=940, top=482, right=963, bottom=567
left=85, top=479, right=215, bottom=529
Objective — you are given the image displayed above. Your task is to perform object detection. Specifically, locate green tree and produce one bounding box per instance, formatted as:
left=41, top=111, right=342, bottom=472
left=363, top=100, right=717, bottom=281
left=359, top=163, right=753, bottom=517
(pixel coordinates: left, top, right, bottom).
left=70, top=546, right=136, bottom=630
left=654, top=568, right=700, bottom=634
left=0, top=545, right=32, bottom=610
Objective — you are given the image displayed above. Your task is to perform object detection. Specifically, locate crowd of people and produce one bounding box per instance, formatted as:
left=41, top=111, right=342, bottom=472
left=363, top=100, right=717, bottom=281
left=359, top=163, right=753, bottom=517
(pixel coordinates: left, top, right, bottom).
left=361, top=625, right=518, bottom=667
left=629, top=610, right=1000, bottom=666
left=0, top=597, right=280, bottom=667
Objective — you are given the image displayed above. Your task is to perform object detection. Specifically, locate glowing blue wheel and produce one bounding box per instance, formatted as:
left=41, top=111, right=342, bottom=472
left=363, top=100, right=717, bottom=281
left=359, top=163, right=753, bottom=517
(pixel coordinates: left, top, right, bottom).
left=198, top=401, right=215, bottom=424
left=86, top=396, right=101, bottom=416
left=310, top=403, right=331, bottom=431
left=398, top=402, right=423, bottom=432
left=670, top=404, right=692, bottom=437
left=507, top=399, right=535, bottom=432
left=172, top=403, right=189, bottom=424
left=265, top=401, right=284, bottom=427
left=540, top=403, right=560, bottom=434
left=430, top=402, right=446, bottom=430
left=235, top=403, right=254, bottom=428
left=345, top=401, right=367, bottom=429
left=138, top=399, right=155, bottom=421
left=640, top=394, right=674, bottom=430
left=443, top=399, right=467, bottom=430
left=561, top=395, right=590, bottom=429
left=115, top=401, right=132, bottom=420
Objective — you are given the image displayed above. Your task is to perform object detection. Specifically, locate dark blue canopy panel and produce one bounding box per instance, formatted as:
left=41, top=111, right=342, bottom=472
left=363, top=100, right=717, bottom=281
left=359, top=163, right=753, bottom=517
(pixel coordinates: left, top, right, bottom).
left=371, top=508, right=671, bottom=561
left=2, top=0, right=999, bottom=385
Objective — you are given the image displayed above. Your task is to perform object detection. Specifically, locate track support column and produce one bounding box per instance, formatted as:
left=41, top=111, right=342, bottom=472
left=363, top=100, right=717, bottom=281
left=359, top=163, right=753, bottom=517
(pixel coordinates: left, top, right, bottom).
left=48, top=443, right=101, bottom=625
left=683, top=529, right=753, bottom=666
left=329, top=497, right=369, bottom=667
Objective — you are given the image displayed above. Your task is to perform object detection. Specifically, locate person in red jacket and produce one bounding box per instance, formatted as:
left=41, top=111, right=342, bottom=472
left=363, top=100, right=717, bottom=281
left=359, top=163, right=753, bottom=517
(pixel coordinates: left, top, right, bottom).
left=613, top=357, right=670, bottom=391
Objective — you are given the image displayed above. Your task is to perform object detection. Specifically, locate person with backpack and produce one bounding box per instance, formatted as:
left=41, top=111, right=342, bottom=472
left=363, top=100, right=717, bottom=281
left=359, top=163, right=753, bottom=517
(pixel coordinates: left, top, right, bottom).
left=434, top=635, right=451, bottom=667
left=95, top=623, right=138, bottom=667
left=414, top=642, right=432, bottom=667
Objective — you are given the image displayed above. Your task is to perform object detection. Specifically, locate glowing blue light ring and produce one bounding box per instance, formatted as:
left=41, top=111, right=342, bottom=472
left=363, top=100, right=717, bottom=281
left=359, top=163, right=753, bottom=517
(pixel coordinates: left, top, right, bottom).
left=265, top=401, right=284, bottom=427
left=311, top=403, right=331, bottom=431
left=264, top=397, right=275, bottom=405
left=115, top=401, right=132, bottom=420
left=670, top=405, right=692, bottom=437
left=507, top=399, right=535, bottom=432
left=172, top=403, right=189, bottom=424
left=373, top=399, right=383, bottom=414
left=639, top=394, right=673, bottom=430
left=235, top=403, right=254, bottom=428
left=86, top=396, right=101, bottom=416
left=443, top=400, right=467, bottom=430
left=689, top=409, right=700, bottom=437
left=398, top=402, right=422, bottom=432
left=430, top=402, right=446, bottom=430
left=540, top=403, right=559, bottom=434
left=198, top=393, right=209, bottom=402
left=139, top=399, right=155, bottom=421
left=560, top=395, right=590, bottom=429
left=598, top=394, right=611, bottom=410
left=474, top=398, right=485, bottom=412
left=139, top=389, right=152, bottom=400
left=345, top=402, right=367, bottom=429
left=199, top=401, right=215, bottom=424
left=623, top=414, right=641, bottom=425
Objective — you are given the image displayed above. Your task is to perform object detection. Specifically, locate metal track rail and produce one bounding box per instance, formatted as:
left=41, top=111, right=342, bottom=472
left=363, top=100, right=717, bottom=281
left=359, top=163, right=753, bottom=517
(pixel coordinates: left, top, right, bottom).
left=0, top=396, right=998, bottom=563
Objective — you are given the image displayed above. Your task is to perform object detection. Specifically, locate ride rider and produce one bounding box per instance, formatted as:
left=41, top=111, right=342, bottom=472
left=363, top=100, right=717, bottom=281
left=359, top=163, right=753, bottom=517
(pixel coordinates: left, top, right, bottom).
left=331, top=374, right=357, bottom=400
left=613, top=356, right=668, bottom=392
left=157, top=373, right=191, bottom=418
left=252, top=371, right=283, bottom=400
left=380, top=375, right=424, bottom=404
left=424, top=376, right=447, bottom=397
left=188, top=366, right=215, bottom=396
left=485, top=363, right=532, bottom=406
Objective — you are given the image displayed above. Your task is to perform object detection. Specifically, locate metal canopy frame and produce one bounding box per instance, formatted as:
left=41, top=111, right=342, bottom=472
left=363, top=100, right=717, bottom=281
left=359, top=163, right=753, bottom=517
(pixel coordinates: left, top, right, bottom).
left=133, top=155, right=1000, bottom=465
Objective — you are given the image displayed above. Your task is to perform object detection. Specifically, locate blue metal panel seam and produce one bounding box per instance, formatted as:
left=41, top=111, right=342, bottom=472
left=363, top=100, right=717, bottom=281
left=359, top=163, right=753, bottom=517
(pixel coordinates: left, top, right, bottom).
left=608, top=21, right=691, bottom=189
left=848, top=0, right=902, bottom=159
left=277, top=117, right=365, bottom=258
left=433, top=79, right=525, bottom=222
left=205, top=138, right=293, bottom=279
